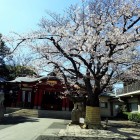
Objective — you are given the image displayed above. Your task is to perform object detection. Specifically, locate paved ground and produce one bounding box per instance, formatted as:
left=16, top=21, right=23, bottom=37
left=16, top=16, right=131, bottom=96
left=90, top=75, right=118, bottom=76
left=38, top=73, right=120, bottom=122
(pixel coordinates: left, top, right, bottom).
left=106, top=120, right=140, bottom=139
left=0, top=116, right=70, bottom=140
left=0, top=109, right=140, bottom=140
left=37, top=120, right=140, bottom=140
left=0, top=124, right=13, bottom=131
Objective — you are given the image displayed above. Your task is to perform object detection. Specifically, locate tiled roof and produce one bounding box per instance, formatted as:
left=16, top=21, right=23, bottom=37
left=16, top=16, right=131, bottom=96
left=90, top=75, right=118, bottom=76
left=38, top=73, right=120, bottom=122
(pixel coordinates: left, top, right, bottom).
left=9, top=77, right=38, bottom=83
left=100, top=92, right=115, bottom=97
left=9, top=75, right=62, bottom=83
left=0, top=77, right=6, bottom=82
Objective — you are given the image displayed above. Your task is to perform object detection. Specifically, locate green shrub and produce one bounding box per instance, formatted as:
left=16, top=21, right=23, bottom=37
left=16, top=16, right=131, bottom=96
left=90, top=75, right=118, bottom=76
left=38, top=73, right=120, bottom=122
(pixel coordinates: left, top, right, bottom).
left=116, top=112, right=130, bottom=120
left=122, top=112, right=131, bottom=119
left=128, top=113, right=140, bottom=123
left=117, top=112, right=140, bottom=122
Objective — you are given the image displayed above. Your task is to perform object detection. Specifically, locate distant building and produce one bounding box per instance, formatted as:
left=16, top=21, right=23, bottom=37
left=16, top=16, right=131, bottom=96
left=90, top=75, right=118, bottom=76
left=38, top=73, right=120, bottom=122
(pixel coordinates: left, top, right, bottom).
left=99, top=92, right=120, bottom=117
left=116, top=80, right=140, bottom=113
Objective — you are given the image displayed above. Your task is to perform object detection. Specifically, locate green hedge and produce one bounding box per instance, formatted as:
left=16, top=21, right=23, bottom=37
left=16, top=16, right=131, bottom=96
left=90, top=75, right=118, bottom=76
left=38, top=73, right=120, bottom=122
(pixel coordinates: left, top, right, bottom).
left=122, top=112, right=131, bottom=119
left=128, top=113, right=140, bottom=123
left=121, top=112, right=140, bottom=122
left=116, top=112, right=130, bottom=119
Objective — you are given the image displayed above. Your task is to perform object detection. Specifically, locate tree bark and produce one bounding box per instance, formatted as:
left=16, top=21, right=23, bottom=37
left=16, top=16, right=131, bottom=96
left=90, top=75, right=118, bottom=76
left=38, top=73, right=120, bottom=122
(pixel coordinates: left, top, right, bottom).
left=84, top=78, right=100, bottom=107
left=84, top=78, right=101, bottom=128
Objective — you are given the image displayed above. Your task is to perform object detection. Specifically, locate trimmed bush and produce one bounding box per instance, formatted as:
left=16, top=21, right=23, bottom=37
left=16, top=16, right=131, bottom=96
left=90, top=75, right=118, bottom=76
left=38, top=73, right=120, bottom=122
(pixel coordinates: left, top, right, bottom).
left=122, top=112, right=131, bottom=119
left=116, top=112, right=130, bottom=120
left=128, top=113, right=140, bottom=123
left=116, top=112, right=140, bottom=122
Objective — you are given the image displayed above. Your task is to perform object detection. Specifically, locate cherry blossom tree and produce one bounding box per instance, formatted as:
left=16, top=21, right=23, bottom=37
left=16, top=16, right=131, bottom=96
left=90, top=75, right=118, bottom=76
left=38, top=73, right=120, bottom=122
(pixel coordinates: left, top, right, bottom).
left=6, top=0, right=140, bottom=127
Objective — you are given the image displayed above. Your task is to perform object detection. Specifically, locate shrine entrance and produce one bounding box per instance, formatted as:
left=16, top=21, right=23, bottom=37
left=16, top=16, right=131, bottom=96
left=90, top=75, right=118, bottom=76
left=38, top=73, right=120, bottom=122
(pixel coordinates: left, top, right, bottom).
left=41, top=91, right=62, bottom=110
left=21, top=90, right=34, bottom=108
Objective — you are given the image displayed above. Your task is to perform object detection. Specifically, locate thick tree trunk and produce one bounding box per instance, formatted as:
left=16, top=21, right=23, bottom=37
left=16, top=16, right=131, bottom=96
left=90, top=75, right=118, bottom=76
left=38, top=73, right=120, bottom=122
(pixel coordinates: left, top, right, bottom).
left=85, top=91, right=101, bottom=128
left=85, top=106, right=101, bottom=128
left=84, top=78, right=101, bottom=128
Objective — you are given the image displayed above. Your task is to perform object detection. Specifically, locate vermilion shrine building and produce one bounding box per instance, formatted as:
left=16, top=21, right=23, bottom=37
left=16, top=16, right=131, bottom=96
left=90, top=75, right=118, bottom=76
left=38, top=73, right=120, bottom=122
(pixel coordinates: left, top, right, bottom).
left=5, top=75, right=73, bottom=111
left=4, top=74, right=121, bottom=117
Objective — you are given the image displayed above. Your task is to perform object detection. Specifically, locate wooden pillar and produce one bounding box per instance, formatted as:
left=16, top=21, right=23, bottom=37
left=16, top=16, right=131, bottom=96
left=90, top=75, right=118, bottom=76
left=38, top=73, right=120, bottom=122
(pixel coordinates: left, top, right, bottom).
left=17, top=90, right=22, bottom=107
left=66, top=98, right=69, bottom=111
left=62, top=97, right=66, bottom=111
left=34, top=90, right=39, bottom=109
left=110, top=102, right=113, bottom=116
left=38, top=90, right=43, bottom=109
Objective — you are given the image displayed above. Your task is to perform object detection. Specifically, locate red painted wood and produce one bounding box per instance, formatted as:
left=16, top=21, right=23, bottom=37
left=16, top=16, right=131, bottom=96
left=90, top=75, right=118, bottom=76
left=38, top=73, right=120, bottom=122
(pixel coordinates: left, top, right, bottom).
left=34, top=90, right=38, bottom=107
left=38, top=90, right=43, bottom=108
left=17, top=90, right=21, bottom=104
left=62, top=97, right=66, bottom=110
left=65, top=98, right=69, bottom=110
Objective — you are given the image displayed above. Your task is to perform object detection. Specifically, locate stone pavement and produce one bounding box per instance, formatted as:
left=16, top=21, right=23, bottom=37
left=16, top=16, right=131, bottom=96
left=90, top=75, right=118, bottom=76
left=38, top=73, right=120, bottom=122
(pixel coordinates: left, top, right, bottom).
left=0, top=116, right=140, bottom=140
left=37, top=125, right=126, bottom=140
left=0, top=117, right=70, bottom=140
left=37, top=120, right=140, bottom=140
left=6, top=108, right=71, bottom=119
left=106, top=120, right=140, bottom=140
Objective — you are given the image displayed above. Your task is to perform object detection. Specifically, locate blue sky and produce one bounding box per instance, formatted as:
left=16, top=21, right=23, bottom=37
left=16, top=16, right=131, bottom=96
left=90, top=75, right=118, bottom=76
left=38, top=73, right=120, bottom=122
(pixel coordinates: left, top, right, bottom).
left=0, top=0, right=80, bottom=35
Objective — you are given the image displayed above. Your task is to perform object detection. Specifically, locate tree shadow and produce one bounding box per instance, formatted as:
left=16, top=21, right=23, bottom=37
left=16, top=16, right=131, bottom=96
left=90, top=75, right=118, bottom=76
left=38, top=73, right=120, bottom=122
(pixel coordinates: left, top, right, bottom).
left=38, top=110, right=71, bottom=120
left=0, top=116, right=39, bottom=125
left=107, top=125, right=140, bottom=139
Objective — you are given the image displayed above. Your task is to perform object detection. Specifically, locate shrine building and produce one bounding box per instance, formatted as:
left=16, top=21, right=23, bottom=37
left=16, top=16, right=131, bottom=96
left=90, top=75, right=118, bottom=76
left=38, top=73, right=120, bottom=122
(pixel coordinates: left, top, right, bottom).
left=5, top=75, right=73, bottom=111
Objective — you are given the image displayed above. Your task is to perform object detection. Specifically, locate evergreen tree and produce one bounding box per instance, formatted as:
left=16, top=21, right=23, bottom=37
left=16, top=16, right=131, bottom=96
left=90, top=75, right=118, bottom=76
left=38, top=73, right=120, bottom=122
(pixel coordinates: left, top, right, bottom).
left=0, top=34, right=10, bottom=79
left=7, top=65, right=37, bottom=80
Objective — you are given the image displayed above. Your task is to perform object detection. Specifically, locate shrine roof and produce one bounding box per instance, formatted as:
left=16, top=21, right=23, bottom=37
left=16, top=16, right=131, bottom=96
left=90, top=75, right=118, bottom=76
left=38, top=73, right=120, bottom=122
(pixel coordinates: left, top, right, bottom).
left=9, top=76, right=38, bottom=83
left=8, top=75, right=63, bottom=83
left=100, top=92, right=115, bottom=97
left=0, top=77, right=6, bottom=82
left=34, top=76, right=62, bottom=82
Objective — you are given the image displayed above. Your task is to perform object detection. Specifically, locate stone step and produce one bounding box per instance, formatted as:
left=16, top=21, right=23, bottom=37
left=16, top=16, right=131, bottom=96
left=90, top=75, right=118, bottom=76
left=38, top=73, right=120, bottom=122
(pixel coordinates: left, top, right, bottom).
left=9, top=109, right=71, bottom=119
left=11, top=109, right=38, bottom=117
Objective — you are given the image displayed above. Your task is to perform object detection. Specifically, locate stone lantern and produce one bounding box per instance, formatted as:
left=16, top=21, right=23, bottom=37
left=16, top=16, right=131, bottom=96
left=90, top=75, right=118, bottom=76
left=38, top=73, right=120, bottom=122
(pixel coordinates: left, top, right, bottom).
left=71, top=96, right=85, bottom=124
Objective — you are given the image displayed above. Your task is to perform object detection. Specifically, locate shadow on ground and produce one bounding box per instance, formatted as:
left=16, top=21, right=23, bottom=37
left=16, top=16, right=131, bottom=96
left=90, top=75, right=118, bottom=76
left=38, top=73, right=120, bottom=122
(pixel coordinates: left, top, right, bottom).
left=0, top=116, right=39, bottom=125
left=48, top=121, right=71, bottom=129
left=106, top=121, right=140, bottom=139
left=38, top=110, right=71, bottom=120
left=108, top=126, right=140, bottom=139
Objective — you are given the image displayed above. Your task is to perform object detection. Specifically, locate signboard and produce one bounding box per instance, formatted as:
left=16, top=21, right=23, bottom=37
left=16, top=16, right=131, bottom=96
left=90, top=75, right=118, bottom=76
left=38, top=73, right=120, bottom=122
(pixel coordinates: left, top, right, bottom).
left=46, top=81, right=57, bottom=86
